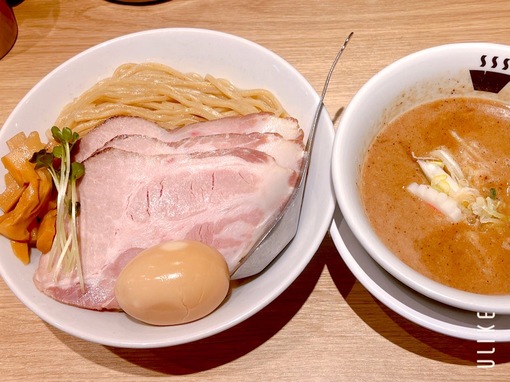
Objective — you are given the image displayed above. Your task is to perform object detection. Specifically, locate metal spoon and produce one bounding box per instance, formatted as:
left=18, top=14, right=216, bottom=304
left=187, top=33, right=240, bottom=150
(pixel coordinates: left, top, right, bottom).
left=231, top=32, right=354, bottom=279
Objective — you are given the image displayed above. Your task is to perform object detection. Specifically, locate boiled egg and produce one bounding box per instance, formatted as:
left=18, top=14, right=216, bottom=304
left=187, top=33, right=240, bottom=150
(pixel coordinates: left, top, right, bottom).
left=115, top=240, right=230, bottom=326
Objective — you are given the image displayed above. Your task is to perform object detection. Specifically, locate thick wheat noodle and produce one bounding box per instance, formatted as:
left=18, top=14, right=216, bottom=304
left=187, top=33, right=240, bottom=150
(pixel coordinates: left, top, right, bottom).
left=53, top=62, right=288, bottom=136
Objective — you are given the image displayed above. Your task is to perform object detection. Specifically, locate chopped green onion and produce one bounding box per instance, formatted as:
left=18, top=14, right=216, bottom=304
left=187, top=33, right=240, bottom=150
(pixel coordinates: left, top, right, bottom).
left=408, top=143, right=507, bottom=225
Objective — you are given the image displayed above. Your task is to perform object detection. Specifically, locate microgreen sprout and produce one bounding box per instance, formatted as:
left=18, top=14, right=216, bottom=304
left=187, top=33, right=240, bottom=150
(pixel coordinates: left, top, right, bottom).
left=490, top=188, right=497, bottom=200
left=30, top=126, right=85, bottom=289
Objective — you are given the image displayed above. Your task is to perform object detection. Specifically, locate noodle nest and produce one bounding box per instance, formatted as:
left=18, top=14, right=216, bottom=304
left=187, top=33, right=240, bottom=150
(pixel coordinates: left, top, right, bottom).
left=54, top=62, right=288, bottom=136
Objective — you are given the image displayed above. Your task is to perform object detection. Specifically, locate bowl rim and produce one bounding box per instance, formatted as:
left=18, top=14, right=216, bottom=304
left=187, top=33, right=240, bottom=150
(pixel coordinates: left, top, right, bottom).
left=333, top=42, right=510, bottom=314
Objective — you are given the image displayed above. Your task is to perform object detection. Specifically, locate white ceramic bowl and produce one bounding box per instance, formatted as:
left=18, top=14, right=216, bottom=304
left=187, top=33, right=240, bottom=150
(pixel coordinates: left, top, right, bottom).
left=332, top=43, right=510, bottom=314
left=0, top=28, right=335, bottom=347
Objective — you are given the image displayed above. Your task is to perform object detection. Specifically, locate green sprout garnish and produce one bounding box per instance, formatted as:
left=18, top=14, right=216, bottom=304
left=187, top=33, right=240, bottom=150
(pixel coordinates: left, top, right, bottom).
left=30, top=127, right=85, bottom=290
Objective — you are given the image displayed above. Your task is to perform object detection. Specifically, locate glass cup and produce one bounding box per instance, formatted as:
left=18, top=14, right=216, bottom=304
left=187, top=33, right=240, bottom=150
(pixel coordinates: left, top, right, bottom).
left=0, top=0, right=18, bottom=60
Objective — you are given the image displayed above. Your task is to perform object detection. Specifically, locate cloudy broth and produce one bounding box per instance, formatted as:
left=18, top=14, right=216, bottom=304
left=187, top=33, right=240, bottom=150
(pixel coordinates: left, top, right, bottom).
left=361, top=97, right=510, bottom=294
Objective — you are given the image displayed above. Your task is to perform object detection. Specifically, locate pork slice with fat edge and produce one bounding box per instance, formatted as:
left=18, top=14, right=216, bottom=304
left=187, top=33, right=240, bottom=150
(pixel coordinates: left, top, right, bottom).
left=74, top=113, right=303, bottom=162
left=34, top=147, right=299, bottom=310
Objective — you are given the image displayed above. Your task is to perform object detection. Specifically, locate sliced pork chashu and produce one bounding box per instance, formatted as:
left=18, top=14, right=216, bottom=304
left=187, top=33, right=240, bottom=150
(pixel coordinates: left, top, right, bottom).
left=75, top=112, right=304, bottom=162
left=34, top=114, right=305, bottom=310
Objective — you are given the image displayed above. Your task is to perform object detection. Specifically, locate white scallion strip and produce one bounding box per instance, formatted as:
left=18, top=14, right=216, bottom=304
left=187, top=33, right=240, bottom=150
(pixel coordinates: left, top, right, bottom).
left=429, top=148, right=465, bottom=184
left=416, top=160, right=460, bottom=195
left=407, top=182, right=463, bottom=223
left=450, top=130, right=484, bottom=162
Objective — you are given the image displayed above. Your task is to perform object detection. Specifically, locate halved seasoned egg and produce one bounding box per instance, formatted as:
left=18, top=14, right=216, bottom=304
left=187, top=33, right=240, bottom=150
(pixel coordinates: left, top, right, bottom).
left=115, top=240, right=230, bottom=326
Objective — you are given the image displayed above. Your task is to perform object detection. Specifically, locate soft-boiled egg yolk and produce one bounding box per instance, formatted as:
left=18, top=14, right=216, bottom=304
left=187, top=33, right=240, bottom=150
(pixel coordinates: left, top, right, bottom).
left=115, top=240, right=230, bottom=326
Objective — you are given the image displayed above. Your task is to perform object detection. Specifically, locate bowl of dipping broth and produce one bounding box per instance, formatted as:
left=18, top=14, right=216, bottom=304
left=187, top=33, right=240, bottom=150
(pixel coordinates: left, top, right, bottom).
left=332, top=43, right=510, bottom=314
